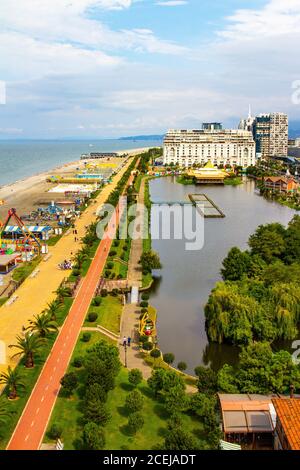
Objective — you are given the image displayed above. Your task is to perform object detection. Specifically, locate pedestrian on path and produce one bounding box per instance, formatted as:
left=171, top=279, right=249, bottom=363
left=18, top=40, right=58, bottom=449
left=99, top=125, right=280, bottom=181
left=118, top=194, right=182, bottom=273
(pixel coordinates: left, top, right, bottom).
left=123, top=336, right=127, bottom=347
left=127, top=336, right=131, bottom=347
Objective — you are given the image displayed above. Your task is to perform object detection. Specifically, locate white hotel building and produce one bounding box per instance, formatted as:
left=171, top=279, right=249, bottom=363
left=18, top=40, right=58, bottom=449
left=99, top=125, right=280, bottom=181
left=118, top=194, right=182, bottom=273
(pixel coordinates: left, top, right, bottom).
left=163, top=129, right=256, bottom=167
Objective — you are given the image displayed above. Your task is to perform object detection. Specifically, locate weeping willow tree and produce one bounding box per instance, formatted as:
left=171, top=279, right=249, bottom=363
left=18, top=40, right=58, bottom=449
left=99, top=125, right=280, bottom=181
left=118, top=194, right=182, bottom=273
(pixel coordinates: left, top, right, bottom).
left=270, top=283, right=300, bottom=339
left=205, top=282, right=260, bottom=345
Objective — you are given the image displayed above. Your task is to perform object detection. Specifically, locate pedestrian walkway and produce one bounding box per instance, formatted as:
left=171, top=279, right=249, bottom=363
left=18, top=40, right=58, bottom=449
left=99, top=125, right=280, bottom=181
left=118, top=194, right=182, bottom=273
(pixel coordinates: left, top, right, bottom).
left=119, top=177, right=152, bottom=379
left=0, top=158, right=132, bottom=378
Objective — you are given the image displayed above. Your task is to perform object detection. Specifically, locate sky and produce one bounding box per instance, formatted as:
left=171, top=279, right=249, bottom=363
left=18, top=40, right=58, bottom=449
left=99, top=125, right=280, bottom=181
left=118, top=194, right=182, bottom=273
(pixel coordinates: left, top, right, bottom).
left=0, top=0, right=299, bottom=138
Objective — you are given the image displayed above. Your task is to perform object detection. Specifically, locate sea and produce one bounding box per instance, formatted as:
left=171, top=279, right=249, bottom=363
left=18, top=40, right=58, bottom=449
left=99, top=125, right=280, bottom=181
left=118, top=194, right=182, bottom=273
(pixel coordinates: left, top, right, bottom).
left=0, top=139, right=162, bottom=187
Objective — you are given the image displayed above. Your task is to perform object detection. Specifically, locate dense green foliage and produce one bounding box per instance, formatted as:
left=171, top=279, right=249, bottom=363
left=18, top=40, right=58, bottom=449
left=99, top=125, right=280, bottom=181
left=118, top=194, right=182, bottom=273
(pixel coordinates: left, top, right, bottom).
left=206, top=216, right=300, bottom=345
left=217, top=342, right=300, bottom=394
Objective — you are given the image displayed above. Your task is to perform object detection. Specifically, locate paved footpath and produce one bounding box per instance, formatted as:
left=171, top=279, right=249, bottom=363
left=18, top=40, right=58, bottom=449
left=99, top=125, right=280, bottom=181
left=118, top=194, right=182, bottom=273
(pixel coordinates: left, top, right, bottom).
left=119, top=177, right=152, bottom=379
left=0, top=158, right=132, bottom=377
left=6, top=161, right=137, bottom=450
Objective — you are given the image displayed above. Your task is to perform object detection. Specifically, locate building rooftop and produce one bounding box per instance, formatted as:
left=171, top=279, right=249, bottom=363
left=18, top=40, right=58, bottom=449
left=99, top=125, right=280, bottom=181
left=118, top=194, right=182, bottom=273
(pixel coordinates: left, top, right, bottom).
left=272, top=398, right=300, bottom=450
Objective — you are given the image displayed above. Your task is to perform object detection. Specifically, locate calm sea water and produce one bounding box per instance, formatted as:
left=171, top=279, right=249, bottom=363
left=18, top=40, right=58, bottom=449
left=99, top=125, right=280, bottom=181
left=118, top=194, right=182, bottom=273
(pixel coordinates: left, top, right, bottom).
left=0, top=140, right=162, bottom=186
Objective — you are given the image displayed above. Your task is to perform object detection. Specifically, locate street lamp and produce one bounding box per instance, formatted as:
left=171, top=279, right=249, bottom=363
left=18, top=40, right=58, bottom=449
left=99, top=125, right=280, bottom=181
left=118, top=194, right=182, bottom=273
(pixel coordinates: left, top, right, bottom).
left=124, top=342, right=127, bottom=368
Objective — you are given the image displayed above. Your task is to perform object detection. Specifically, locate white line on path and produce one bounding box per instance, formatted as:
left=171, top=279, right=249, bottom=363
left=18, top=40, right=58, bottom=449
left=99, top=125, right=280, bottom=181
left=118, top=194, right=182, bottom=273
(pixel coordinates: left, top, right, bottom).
left=36, top=408, right=40, bottom=415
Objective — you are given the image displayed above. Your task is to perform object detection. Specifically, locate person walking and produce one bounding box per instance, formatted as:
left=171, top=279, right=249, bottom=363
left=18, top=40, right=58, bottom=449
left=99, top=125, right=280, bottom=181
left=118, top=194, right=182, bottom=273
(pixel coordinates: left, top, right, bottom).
left=123, top=336, right=127, bottom=347
left=127, top=336, right=131, bottom=347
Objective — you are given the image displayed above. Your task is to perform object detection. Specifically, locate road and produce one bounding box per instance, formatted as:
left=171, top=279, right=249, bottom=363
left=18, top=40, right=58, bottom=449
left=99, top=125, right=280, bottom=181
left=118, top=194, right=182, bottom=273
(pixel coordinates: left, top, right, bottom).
left=6, top=161, right=137, bottom=450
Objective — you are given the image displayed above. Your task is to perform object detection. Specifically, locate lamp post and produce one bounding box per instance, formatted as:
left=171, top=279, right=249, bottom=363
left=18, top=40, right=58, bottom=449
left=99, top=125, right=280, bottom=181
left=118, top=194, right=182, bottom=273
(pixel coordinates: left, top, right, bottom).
left=124, top=342, right=127, bottom=368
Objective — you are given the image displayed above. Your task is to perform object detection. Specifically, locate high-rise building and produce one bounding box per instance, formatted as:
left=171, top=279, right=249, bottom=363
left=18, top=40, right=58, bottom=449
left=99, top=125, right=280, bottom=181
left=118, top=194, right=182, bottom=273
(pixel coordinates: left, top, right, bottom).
left=202, top=123, right=222, bottom=131
left=238, top=105, right=255, bottom=133
left=163, top=128, right=256, bottom=167
left=253, top=113, right=288, bottom=159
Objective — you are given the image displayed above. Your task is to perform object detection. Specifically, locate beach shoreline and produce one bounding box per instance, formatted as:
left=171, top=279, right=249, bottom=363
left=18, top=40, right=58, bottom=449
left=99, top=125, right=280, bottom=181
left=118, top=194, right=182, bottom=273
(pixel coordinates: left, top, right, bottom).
left=0, top=146, right=156, bottom=220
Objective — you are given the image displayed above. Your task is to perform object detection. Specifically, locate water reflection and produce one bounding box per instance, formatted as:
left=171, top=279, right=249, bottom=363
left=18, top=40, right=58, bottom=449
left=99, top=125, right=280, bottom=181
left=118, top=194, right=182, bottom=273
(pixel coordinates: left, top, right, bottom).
left=148, top=176, right=296, bottom=374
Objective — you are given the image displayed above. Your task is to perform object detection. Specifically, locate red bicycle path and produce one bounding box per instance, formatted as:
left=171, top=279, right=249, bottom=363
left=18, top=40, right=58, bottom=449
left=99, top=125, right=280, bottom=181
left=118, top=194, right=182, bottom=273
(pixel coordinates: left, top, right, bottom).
left=7, top=170, right=136, bottom=450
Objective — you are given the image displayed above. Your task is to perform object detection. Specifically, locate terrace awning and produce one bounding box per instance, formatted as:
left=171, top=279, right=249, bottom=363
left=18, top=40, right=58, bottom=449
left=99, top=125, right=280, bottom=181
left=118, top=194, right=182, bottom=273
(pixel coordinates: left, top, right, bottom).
left=3, top=225, right=52, bottom=233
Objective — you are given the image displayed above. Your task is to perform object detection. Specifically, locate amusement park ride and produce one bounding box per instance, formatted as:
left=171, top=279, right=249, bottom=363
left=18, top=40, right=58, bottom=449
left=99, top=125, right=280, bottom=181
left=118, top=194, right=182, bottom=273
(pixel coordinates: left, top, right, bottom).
left=0, top=208, right=41, bottom=255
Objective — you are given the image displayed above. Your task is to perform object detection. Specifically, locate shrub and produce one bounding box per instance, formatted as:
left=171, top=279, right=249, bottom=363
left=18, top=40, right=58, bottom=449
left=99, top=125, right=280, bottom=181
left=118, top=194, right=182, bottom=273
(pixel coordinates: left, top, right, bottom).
left=123, top=245, right=128, bottom=252
left=140, top=301, right=148, bottom=308
left=125, top=390, right=144, bottom=413
left=111, top=288, right=118, bottom=297
left=139, top=335, right=149, bottom=343
left=73, top=356, right=84, bottom=368
left=93, top=297, right=102, bottom=306
left=107, top=262, right=114, bottom=270
left=88, top=312, right=98, bottom=323
left=83, top=399, right=111, bottom=425
left=117, top=274, right=123, bottom=280
left=143, top=341, right=153, bottom=351
left=128, top=412, right=144, bottom=434
left=72, top=269, right=80, bottom=277
left=84, top=383, right=107, bottom=404
left=48, top=423, right=63, bottom=440
left=141, top=293, right=150, bottom=301
left=82, top=332, right=91, bottom=343
left=83, top=423, right=105, bottom=450
left=120, top=253, right=126, bottom=260
left=111, top=272, right=116, bottom=279
left=177, top=362, right=187, bottom=372
left=150, top=349, right=161, bottom=359
left=105, top=270, right=111, bottom=278
left=109, top=250, right=117, bottom=256
left=113, top=240, right=120, bottom=247
left=100, top=289, right=108, bottom=297
left=128, top=369, right=143, bottom=387
left=142, top=269, right=149, bottom=276
left=141, top=308, right=147, bottom=314
left=163, top=353, right=175, bottom=365
left=60, top=372, right=78, bottom=396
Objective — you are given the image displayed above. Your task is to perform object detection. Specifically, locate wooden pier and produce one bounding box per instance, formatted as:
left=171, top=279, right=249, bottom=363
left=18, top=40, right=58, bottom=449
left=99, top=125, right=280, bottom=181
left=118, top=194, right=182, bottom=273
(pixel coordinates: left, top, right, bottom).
left=188, top=194, right=225, bottom=218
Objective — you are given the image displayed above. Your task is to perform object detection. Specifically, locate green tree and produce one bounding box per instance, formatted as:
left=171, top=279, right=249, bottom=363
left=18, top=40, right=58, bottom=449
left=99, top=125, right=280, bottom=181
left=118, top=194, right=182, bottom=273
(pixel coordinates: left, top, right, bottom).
left=128, top=412, right=144, bottom=434
left=9, top=333, right=45, bottom=368
left=163, top=353, right=175, bottom=365
left=248, top=223, right=286, bottom=263
left=27, top=312, right=58, bottom=338
left=128, top=369, right=143, bottom=387
left=194, top=366, right=217, bottom=394
left=217, top=364, right=239, bottom=393
left=148, top=369, right=185, bottom=398
left=125, top=390, right=144, bottom=413
left=83, top=397, right=111, bottom=425
left=177, top=362, right=187, bottom=372
left=189, top=393, right=217, bottom=428
left=164, top=385, right=188, bottom=414
left=140, top=251, right=162, bottom=273
left=83, top=422, right=105, bottom=450
left=221, top=247, right=251, bottom=281
left=284, top=215, right=300, bottom=264
left=43, top=299, right=61, bottom=321
left=84, top=383, right=107, bottom=404
left=164, top=427, right=199, bottom=450
left=0, top=366, right=25, bottom=399
left=60, top=372, right=78, bottom=396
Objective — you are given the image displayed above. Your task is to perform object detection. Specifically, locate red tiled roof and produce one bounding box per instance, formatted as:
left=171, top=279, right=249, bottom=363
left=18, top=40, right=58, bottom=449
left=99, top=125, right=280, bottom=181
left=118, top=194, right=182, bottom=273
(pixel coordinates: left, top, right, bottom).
left=272, top=398, right=300, bottom=450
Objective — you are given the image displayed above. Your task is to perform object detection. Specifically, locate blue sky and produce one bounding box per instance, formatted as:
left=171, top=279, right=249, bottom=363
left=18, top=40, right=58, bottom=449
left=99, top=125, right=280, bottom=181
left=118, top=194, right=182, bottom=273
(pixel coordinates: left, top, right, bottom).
left=0, top=0, right=299, bottom=138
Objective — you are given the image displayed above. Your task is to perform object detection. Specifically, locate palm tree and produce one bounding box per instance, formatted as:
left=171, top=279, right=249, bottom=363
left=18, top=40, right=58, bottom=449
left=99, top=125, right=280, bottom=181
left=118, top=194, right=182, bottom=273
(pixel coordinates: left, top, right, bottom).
left=9, top=333, right=45, bottom=368
left=55, top=286, right=72, bottom=302
left=27, top=312, right=58, bottom=338
left=43, top=299, right=61, bottom=321
left=0, top=366, right=25, bottom=399
left=74, top=251, right=89, bottom=268
left=0, top=397, right=14, bottom=423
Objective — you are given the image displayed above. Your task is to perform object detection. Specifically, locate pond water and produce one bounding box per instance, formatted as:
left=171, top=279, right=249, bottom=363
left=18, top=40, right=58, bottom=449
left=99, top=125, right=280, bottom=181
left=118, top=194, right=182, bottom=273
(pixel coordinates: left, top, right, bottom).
left=148, top=177, right=296, bottom=374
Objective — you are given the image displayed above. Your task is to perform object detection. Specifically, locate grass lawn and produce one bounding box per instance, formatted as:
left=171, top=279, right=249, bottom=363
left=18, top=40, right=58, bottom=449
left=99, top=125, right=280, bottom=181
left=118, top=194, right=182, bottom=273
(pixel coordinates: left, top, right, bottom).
left=45, top=360, right=205, bottom=450
left=85, top=295, right=122, bottom=334
left=104, top=238, right=131, bottom=280
left=12, top=256, right=42, bottom=283
left=0, top=297, right=8, bottom=307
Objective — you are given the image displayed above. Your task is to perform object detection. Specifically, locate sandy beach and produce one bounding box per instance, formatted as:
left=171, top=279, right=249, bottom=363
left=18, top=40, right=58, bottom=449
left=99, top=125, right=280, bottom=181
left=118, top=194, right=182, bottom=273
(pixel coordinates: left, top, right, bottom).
left=0, top=146, right=154, bottom=220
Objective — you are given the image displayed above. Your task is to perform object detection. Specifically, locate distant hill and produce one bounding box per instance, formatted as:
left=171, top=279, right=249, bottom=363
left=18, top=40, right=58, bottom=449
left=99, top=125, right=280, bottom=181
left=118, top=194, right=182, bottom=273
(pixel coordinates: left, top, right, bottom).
left=118, top=135, right=164, bottom=141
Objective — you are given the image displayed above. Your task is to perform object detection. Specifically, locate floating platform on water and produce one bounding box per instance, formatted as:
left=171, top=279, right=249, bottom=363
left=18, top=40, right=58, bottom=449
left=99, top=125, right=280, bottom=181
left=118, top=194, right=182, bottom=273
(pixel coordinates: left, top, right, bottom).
left=189, top=194, right=225, bottom=218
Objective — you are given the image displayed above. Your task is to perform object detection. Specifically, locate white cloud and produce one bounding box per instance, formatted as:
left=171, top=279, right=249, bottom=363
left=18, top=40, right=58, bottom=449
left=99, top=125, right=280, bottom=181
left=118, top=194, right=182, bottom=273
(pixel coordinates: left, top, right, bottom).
left=156, top=1, right=188, bottom=6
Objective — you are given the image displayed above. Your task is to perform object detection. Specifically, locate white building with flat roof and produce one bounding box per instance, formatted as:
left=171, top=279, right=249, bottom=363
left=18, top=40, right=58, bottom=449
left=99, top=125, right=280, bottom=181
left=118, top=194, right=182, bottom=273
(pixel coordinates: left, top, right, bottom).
left=163, top=129, right=256, bottom=167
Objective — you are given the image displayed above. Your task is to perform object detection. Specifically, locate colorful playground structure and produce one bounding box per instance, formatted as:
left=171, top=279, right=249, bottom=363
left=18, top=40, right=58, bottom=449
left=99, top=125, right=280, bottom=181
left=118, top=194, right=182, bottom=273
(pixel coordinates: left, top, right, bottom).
left=0, top=208, right=42, bottom=256
left=139, top=310, right=156, bottom=339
